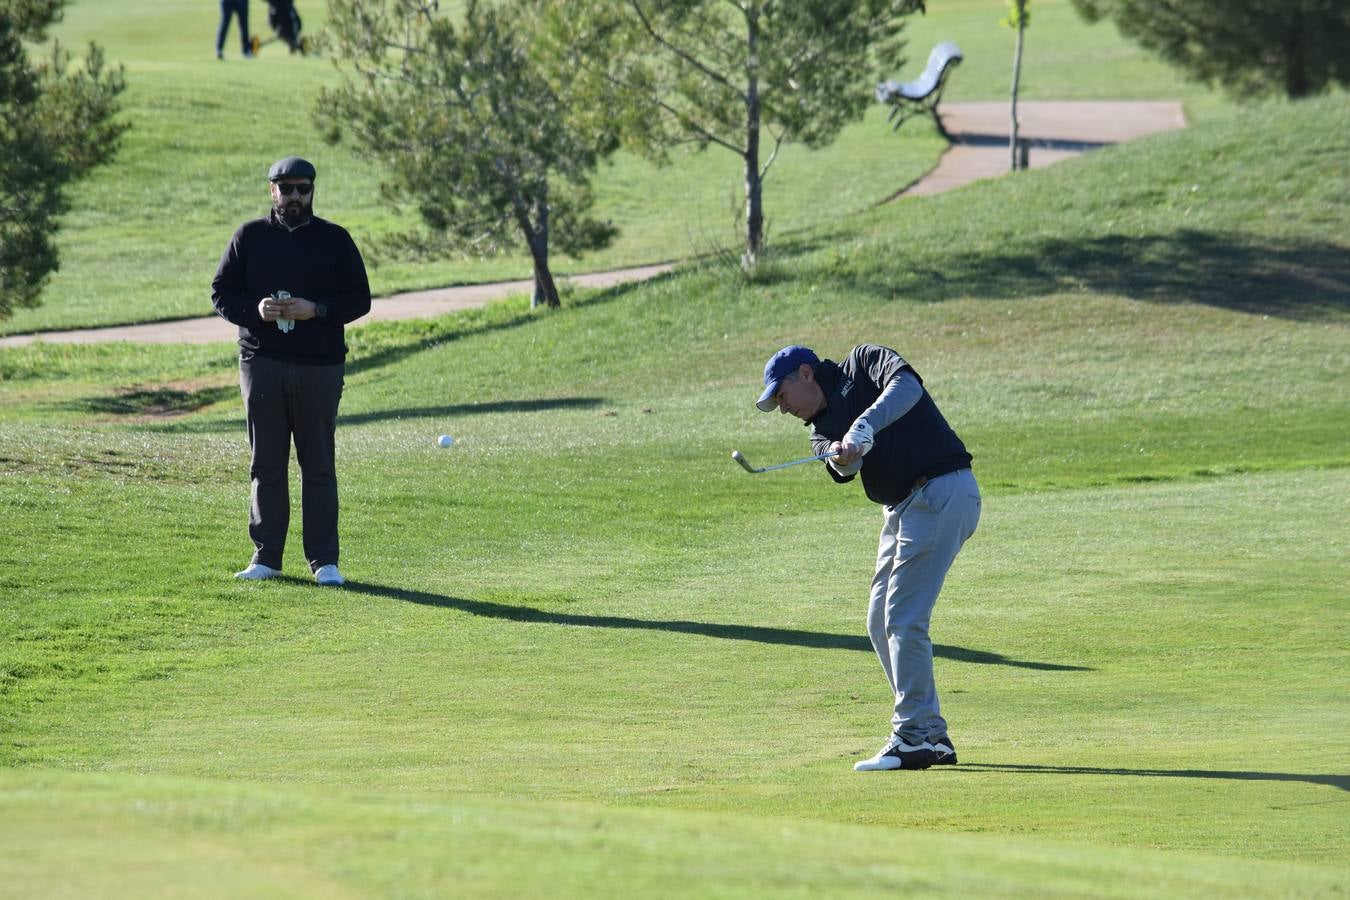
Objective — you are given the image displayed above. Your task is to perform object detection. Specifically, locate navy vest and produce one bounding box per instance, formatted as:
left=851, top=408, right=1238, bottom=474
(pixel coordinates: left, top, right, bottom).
left=808, top=344, right=972, bottom=506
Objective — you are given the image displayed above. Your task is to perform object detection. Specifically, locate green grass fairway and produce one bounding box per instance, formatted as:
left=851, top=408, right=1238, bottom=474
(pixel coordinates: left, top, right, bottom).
left=2, top=5, right=1349, bottom=897
left=1, top=0, right=1229, bottom=336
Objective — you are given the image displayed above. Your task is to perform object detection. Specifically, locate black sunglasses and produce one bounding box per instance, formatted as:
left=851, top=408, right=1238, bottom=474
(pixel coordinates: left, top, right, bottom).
left=274, top=182, right=313, bottom=196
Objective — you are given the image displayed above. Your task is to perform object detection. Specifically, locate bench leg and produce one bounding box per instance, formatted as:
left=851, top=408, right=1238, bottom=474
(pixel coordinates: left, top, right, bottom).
left=929, top=108, right=953, bottom=141
left=890, top=107, right=918, bottom=132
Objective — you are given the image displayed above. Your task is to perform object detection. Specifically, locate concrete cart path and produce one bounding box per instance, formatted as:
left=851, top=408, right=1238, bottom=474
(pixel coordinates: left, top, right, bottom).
left=901, top=100, right=1186, bottom=197
left=0, top=263, right=676, bottom=348
left=0, top=101, right=1185, bottom=348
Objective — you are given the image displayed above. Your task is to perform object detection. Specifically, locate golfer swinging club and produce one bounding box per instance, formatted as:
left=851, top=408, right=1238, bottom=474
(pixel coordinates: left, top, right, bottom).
left=754, top=344, right=980, bottom=771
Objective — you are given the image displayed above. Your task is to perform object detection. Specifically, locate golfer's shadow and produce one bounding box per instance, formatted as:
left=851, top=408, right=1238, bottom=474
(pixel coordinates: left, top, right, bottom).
left=959, top=763, right=1349, bottom=792
left=343, top=581, right=1091, bottom=672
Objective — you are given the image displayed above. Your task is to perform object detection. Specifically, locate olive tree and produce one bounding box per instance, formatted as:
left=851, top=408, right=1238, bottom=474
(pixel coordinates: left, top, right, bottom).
left=547, top=0, right=925, bottom=273
left=320, top=0, right=619, bottom=308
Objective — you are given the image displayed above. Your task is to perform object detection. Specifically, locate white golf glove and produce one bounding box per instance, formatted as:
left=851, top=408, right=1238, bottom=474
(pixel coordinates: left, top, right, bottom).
left=275, top=290, right=293, bottom=333
left=843, top=418, right=875, bottom=456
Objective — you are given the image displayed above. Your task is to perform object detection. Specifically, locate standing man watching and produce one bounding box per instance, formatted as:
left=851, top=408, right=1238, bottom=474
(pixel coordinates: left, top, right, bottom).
left=754, top=344, right=981, bottom=771
left=211, top=156, right=371, bottom=586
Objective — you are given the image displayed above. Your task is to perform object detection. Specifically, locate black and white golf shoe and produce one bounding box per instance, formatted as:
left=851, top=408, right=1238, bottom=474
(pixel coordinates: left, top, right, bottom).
left=931, top=735, right=958, bottom=765
left=853, top=733, right=938, bottom=771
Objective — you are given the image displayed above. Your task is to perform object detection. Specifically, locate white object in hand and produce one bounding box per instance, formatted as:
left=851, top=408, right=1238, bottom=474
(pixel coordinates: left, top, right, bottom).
left=276, top=290, right=293, bottom=333
left=437, top=435, right=455, bottom=448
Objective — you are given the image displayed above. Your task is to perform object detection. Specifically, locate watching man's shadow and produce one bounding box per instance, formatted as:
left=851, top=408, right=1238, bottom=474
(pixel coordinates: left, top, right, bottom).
left=342, top=581, right=1091, bottom=672
left=959, top=763, right=1349, bottom=792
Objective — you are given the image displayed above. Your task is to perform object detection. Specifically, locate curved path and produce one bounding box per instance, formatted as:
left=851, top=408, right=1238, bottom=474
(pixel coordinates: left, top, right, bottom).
left=900, top=100, right=1185, bottom=196
left=0, top=101, right=1183, bottom=349
left=0, top=263, right=676, bottom=348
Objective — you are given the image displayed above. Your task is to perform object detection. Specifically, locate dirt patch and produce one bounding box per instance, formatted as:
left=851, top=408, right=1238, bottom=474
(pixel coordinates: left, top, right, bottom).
left=62, top=379, right=237, bottom=420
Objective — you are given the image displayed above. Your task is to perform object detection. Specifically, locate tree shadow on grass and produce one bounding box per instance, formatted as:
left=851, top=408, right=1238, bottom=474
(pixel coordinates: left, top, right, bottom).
left=346, top=274, right=660, bottom=379
left=56, top=384, right=237, bottom=417
left=839, top=229, right=1350, bottom=321
left=130, top=395, right=604, bottom=434
left=338, top=397, right=605, bottom=428
left=343, top=581, right=1091, bottom=672
left=960, top=763, right=1349, bottom=792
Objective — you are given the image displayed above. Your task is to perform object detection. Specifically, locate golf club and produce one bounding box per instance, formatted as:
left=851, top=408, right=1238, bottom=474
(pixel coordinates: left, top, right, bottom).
left=731, top=449, right=839, bottom=474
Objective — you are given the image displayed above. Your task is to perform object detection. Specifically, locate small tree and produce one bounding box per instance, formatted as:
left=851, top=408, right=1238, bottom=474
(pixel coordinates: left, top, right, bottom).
left=1004, top=0, right=1029, bottom=171
left=549, top=0, right=925, bottom=274
left=0, top=0, right=126, bottom=320
left=1070, top=0, right=1350, bottom=100
left=320, top=0, right=619, bottom=308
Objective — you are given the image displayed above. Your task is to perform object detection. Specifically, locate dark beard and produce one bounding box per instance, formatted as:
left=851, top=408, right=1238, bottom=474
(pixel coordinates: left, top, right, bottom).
left=273, top=199, right=311, bottom=226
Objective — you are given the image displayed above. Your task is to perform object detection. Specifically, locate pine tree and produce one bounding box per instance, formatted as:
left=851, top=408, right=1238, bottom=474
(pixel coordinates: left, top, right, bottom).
left=0, top=0, right=126, bottom=320
left=1071, top=0, right=1350, bottom=99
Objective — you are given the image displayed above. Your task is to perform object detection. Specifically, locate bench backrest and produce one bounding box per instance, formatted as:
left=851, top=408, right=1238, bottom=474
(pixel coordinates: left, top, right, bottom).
left=875, top=41, right=964, bottom=105
left=909, top=41, right=963, bottom=98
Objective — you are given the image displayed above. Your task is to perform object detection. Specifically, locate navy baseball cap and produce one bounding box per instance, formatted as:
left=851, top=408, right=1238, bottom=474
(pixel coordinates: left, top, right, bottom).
left=268, top=156, right=316, bottom=181
left=756, top=345, right=819, bottom=411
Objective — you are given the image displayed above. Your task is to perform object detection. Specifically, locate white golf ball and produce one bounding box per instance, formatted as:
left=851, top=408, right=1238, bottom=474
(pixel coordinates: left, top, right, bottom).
left=437, top=434, right=455, bottom=448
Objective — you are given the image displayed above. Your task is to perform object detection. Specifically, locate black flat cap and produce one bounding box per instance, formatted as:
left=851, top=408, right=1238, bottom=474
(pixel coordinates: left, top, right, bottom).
left=268, top=156, right=316, bottom=181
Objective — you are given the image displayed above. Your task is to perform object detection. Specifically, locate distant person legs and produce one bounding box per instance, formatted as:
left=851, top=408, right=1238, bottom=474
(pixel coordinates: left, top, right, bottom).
left=216, top=0, right=251, bottom=59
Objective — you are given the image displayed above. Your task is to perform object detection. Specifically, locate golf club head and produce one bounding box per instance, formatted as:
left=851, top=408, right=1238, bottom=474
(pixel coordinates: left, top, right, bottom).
left=731, top=450, right=760, bottom=473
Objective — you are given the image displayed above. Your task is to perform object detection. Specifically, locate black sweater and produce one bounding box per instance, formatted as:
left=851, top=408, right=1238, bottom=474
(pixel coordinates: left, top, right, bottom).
left=211, top=211, right=371, bottom=365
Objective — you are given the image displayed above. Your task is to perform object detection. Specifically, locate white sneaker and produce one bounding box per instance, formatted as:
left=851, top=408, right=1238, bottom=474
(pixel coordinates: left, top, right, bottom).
left=931, top=734, right=959, bottom=765
left=314, top=564, right=344, bottom=586
left=234, top=563, right=280, bottom=580
left=853, top=733, right=938, bottom=771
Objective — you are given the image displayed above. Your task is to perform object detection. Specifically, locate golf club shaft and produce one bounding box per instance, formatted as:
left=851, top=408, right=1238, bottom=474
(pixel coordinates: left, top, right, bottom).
left=732, top=449, right=839, bottom=473
left=755, top=451, right=838, bottom=472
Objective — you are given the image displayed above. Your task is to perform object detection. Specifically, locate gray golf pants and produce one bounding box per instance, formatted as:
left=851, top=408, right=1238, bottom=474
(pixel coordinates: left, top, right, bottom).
left=240, top=355, right=344, bottom=573
left=866, top=468, right=981, bottom=742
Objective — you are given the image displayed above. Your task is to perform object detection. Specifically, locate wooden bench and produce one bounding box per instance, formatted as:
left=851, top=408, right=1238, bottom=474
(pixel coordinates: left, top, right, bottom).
left=875, top=42, right=963, bottom=139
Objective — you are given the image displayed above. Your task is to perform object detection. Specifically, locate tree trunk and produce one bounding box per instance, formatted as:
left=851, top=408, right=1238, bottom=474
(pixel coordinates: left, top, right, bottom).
left=517, top=193, right=559, bottom=309
left=1284, top=28, right=1310, bottom=99
left=742, top=6, right=763, bottom=271
left=527, top=239, right=560, bottom=308
left=743, top=152, right=763, bottom=272
left=1010, top=1, right=1026, bottom=171
left=526, top=233, right=559, bottom=309
left=531, top=188, right=551, bottom=308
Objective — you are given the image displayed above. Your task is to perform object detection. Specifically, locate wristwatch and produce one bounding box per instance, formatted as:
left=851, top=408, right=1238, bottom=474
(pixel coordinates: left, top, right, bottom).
left=314, top=303, right=328, bottom=319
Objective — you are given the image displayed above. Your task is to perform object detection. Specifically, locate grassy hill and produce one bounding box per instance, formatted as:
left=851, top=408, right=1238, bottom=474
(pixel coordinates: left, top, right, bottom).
left=2, top=1, right=1349, bottom=896
left=1, top=74, right=1348, bottom=896
left=1, top=0, right=1229, bottom=336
